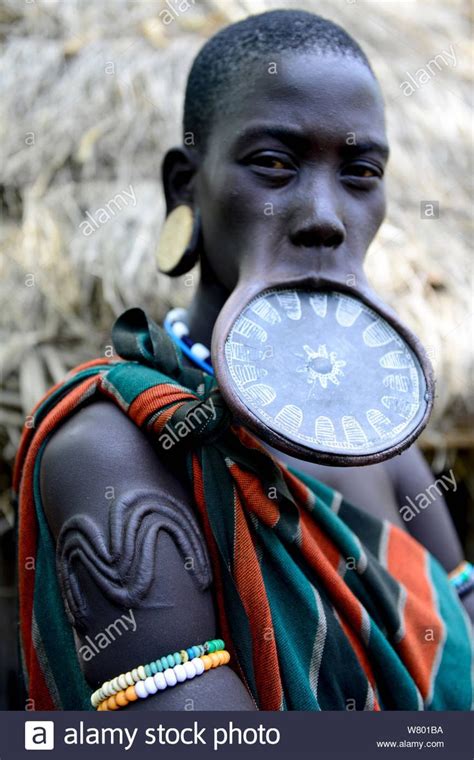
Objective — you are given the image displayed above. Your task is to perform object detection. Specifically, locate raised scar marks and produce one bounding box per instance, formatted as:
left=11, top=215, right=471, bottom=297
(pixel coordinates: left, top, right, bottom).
left=56, top=488, right=212, bottom=631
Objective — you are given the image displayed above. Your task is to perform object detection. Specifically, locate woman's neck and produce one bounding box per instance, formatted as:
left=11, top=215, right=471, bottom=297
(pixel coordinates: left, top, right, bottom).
left=186, top=269, right=230, bottom=348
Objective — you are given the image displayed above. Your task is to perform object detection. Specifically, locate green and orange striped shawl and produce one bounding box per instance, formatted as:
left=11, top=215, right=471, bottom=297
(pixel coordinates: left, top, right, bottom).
left=13, top=307, right=474, bottom=711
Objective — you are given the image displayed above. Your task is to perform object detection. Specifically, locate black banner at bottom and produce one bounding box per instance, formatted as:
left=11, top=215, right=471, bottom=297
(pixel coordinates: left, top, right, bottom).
left=1, top=710, right=472, bottom=759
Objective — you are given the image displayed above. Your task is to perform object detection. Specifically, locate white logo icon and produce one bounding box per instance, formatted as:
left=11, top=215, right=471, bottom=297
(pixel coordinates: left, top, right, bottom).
left=25, top=721, right=55, bottom=750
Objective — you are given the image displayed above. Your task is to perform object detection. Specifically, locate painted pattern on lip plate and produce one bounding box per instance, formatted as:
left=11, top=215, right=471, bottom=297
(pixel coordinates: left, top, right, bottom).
left=224, top=288, right=429, bottom=456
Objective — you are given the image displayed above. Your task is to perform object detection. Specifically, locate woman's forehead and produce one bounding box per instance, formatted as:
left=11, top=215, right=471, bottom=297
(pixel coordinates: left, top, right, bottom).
left=209, top=52, right=387, bottom=152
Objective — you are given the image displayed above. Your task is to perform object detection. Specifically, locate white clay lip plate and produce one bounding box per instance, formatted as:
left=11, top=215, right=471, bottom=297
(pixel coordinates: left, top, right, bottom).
left=222, top=288, right=429, bottom=457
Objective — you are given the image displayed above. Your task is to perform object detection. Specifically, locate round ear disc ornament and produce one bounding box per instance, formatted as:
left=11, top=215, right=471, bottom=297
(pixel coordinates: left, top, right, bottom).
left=215, top=288, right=434, bottom=465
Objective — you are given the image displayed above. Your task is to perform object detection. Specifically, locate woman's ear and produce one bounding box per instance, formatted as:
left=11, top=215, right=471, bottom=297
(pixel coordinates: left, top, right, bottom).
left=161, top=146, right=197, bottom=214
left=157, top=146, right=203, bottom=277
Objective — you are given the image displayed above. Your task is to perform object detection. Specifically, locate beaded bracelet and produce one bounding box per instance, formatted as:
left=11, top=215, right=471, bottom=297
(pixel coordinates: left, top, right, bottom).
left=448, top=561, right=474, bottom=599
left=97, top=648, right=230, bottom=711
left=91, top=638, right=225, bottom=709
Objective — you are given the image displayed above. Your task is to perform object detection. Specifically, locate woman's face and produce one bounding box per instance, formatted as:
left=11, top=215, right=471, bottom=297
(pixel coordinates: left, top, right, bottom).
left=193, top=51, right=389, bottom=292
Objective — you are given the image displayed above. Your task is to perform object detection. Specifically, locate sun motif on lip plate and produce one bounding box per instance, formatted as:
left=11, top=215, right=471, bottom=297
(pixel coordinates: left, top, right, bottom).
left=296, top=343, right=347, bottom=390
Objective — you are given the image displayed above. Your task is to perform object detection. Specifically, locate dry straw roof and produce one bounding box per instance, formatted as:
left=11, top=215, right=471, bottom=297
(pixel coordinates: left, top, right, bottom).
left=0, top=0, right=472, bottom=523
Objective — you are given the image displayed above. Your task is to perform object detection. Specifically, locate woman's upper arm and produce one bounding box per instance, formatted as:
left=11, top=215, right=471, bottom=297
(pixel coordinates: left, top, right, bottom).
left=39, top=400, right=256, bottom=710
left=384, top=444, right=463, bottom=572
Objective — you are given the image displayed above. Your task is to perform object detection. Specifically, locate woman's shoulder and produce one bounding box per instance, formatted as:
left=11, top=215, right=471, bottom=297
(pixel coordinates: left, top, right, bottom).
left=39, top=398, right=194, bottom=540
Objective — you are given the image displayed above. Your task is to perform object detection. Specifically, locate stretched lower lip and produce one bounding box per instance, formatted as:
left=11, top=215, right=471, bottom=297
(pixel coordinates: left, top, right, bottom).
left=212, top=285, right=434, bottom=465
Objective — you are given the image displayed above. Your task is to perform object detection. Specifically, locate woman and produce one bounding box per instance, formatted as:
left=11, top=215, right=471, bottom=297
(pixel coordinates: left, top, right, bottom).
left=14, top=10, right=473, bottom=712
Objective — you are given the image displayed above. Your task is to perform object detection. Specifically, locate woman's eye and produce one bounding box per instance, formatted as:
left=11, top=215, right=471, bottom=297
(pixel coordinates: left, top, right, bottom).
left=247, top=153, right=296, bottom=173
left=341, top=163, right=383, bottom=179
left=255, top=157, right=287, bottom=170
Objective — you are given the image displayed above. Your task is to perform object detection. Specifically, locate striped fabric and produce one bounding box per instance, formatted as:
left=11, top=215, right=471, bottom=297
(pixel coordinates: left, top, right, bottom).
left=13, top=307, right=473, bottom=711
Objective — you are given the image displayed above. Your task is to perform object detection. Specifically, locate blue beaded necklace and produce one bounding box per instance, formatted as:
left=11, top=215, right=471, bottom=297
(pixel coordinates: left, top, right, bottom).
left=164, top=307, right=214, bottom=375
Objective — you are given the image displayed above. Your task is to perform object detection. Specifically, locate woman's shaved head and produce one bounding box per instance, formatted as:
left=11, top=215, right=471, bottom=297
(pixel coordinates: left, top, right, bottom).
left=183, top=9, right=374, bottom=154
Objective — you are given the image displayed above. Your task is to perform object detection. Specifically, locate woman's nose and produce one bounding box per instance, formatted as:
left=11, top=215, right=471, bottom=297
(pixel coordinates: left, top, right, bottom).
left=289, top=180, right=345, bottom=250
